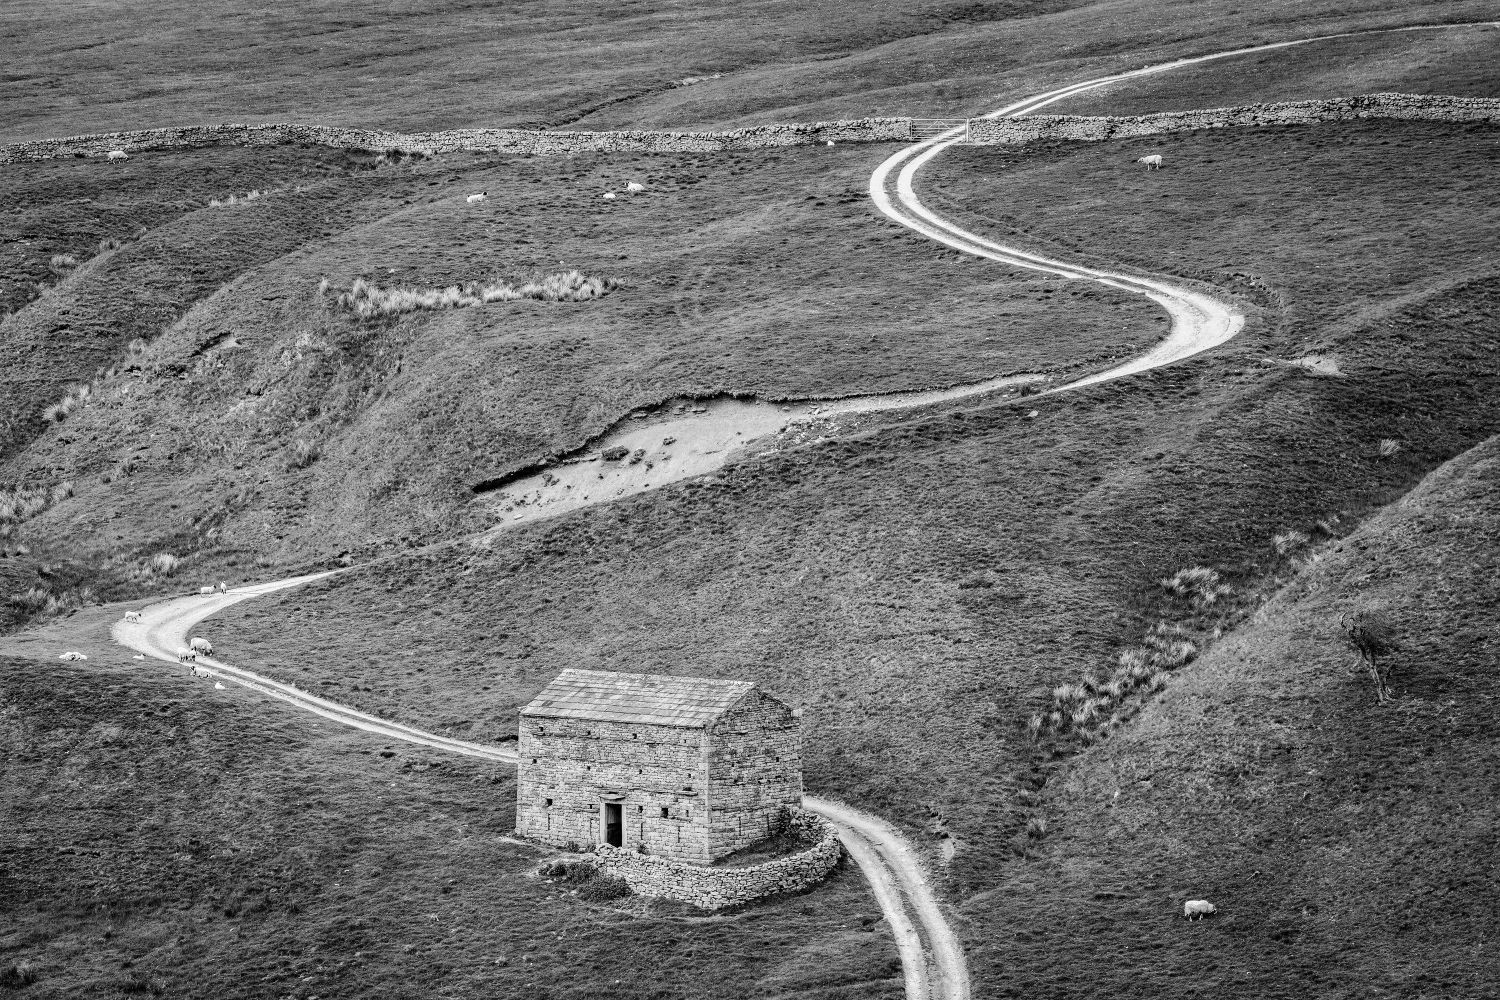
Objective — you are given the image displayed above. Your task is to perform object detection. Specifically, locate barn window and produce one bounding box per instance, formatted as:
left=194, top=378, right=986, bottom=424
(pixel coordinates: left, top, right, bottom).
left=661, top=807, right=669, bottom=819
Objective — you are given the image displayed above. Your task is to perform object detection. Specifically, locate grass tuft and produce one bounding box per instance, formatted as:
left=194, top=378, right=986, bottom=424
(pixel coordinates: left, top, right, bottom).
left=42, top=383, right=93, bottom=424
left=48, top=254, right=78, bottom=275
left=150, top=552, right=180, bottom=576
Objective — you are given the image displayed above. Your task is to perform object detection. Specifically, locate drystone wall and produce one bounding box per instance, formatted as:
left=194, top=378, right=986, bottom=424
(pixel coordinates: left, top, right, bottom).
left=0, top=118, right=909, bottom=165
left=591, top=806, right=841, bottom=910
left=966, top=93, right=1500, bottom=145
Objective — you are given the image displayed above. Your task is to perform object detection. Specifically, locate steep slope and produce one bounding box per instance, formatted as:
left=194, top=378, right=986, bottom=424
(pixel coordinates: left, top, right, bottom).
left=961, top=434, right=1500, bottom=997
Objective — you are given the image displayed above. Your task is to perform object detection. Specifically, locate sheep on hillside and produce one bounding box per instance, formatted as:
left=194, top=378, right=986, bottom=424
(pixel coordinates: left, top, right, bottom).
left=190, top=637, right=213, bottom=656
left=59, top=651, right=88, bottom=661
left=602, top=191, right=617, bottom=200
left=1137, top=154, right=1163, bottom=170
left=216, top=581, right=229, bottom=594
left=177, top=647, right=197, bottom=663
left=107, top=150, right=129, bottom=162
left=466, top=192, right=488, bottom=204
left=123, top=611, right=143, bottom=623
left=191, top=665, right=212, bottom=678
left=625, top=181, right=645, bottom=193
left=200, top=586, right=215, bottom=595
left=1183, top=900, right=1217, bottom=920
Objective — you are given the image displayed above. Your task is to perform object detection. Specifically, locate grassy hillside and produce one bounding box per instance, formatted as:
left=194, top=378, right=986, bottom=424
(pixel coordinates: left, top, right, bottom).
left=0, top=140, right=1151, bottom=591
left=961, top=434, right=1500, bottom=997
left=2, top=1, right=1494, bottom=141
left=201, top=111, right=1499, bottom=923
left=0, top=607, right=900, bottom=999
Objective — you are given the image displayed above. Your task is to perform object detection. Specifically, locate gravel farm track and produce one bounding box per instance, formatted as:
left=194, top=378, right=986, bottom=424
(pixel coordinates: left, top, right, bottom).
left=88, top=20, right=1495, bottom=1000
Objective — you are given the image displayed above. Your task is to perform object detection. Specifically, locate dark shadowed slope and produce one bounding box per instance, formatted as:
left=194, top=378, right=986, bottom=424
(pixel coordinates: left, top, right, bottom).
left=961, top=434, right=1500, bottom=998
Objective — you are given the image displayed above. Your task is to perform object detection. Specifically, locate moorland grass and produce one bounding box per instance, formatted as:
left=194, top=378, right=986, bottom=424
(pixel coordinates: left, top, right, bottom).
left=0, top=610, right=902, bottom=1000
left=960, top=435, right=1500, bottom=998
left=200, top=117, right=1500, bottom=996
left=0, top=140, right=1153, bottom=584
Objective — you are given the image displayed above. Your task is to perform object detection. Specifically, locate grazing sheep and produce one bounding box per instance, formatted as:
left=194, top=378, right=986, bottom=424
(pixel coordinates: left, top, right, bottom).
left=1183, top=900, right=1217, bottom=920
left=199, top=586, right=215, bottom=595
left=602, top=191, right=617, bottom=200
left=1137, top=154, right=1163, bottom=170
left=177, top=647, right=197, bottom=663
left=123, top=610, right=143, bottom=623
left=59, top=651, right=88, bottom=661
left=466, top=192, right=488, bottom=204
left=625, top=181, right=645, bottom=193
left=107, top=149, right=129, bottom=161
left=216, top=581, right=229, bottom=594
left=190, top=637, right=213, bottom=656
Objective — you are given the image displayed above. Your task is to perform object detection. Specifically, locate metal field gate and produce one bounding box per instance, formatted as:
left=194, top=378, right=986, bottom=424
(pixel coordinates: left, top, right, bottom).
left=908, top=118, right=973, bottom=142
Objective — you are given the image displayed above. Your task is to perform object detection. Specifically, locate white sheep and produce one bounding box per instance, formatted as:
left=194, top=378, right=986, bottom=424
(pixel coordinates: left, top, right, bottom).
left=1183, top=899, right=1217, bottom=920
left=123, top=611, right=143, bottom=623
left=216, top=581, right=229, bottom=594
left=625, top=181, right=645, bottom=193
left=191, top=665, right=211, bottom=678
left=602, top=191, right=617, bottom=200
left=106, top=150, right=129, bottom=162
left=177, top=647, right=197, bottom=663
left=214, top=682, right=226, bottom=690
left=1137, top=154, right=1163, bottom=170
left=826, top=140, right=836, bottom=147
left=199, top=586, right=215, bottom=595
left=59, top=651, right=88, bottom=661
left=466, top=192, right=488, bottom=204
left=190, top=636, right=213, bottom=656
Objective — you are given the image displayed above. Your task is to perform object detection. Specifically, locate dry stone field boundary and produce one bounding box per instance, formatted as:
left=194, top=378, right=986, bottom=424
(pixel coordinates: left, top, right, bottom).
left=591, top=807, right=842, bottom=910
left=966, top=92, right=1500, bottom=144
left=2, top=93, right=1495, bottom=165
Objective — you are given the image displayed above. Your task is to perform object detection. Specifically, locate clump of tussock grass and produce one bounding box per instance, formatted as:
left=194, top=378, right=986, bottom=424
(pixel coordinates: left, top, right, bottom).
left=287, top=438, right=320, bottom=470
left=1035, top=620, right=1202, bottom=740
left=1378, top=438, right=1402, bottom=458
left=8, top=585, right=95, bottom=618
left=49, top=254, right=78, bottom=275
left=1272, top=529, right=1310, bottom=555
left=0, top=962, right=38, bottom=987
left=1159, top=565, right=1231, bottom=611
left=42, top=383, right=92, bottom=423
left=150, top=552, right=180, bottom=576
left=207, top=188, right=271, bottom=208
left=328, top=270, right=622, bottom=320
left=0, top=480, right=72, bottom=526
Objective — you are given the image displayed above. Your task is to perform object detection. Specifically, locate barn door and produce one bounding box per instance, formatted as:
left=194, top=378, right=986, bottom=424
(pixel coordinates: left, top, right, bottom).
left=604, top=803, right=623, bottom=847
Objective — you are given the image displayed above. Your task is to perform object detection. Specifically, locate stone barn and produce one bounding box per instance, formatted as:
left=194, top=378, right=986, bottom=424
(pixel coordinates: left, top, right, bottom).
left=516, top=669, right=802, bottom=864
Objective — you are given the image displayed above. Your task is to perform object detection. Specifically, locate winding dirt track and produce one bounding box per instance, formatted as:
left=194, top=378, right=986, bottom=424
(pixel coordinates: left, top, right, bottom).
left=105, top=21, right=1496, bottom=1000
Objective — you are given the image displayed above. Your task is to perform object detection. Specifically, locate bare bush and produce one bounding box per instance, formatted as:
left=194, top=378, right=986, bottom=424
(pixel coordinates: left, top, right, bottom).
left=1341, top=609, right=1399, bottom=703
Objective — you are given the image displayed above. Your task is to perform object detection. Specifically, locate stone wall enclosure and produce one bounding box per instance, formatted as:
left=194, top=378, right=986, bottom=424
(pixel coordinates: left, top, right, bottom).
left=590, top=806, right=842, bottom=910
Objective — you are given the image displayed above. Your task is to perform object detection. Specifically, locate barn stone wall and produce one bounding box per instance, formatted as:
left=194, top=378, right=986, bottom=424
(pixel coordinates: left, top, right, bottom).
left=0, top=117, right=909, bottom=165
left=966, top=93, right=1500, bottom=146
left=592, top=806, right=841, bottom=910
left=707, top=691, right=803, bottom=857
left=516, top=716, right=714, bottom=864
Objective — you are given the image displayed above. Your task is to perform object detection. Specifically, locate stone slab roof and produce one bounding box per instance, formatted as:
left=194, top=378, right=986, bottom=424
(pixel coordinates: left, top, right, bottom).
left=521, top=669, right=755, bottom=728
